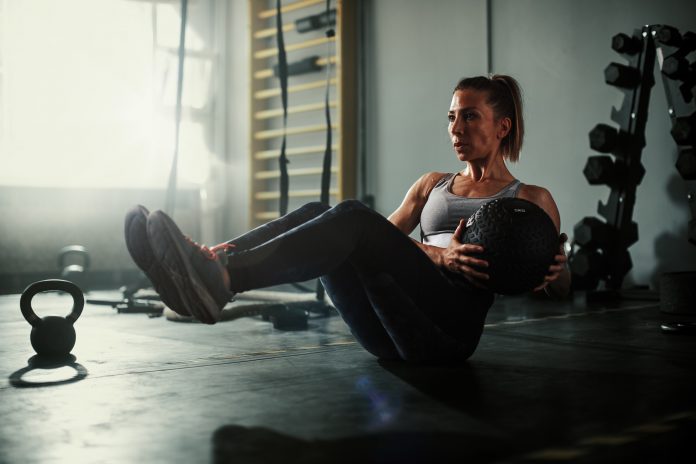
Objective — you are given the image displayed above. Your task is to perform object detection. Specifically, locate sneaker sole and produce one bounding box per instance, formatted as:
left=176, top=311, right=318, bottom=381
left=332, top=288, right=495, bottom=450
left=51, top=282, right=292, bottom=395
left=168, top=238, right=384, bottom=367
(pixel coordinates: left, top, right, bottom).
left=148, top=211, right=224, bottom=324
left=124, top=205, right=189, bottom=316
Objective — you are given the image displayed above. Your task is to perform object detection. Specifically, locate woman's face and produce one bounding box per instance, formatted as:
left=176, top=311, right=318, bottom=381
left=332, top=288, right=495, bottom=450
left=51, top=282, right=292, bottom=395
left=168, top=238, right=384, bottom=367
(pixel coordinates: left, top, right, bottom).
left=448, top=89, right=508, bottom=163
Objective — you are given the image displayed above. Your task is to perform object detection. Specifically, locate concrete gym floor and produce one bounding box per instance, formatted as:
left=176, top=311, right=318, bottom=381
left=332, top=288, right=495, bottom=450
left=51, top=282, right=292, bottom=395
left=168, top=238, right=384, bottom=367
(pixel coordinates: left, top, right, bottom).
left=0, top=286, right=695, bottom=463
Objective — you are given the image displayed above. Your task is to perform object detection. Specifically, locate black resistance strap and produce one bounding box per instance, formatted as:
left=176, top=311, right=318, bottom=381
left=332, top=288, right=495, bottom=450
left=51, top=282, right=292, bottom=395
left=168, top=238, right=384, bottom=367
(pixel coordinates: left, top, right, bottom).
left=315, top=0, right=334, bottom=302
left=276, top=0, right=290, bottom=216
left=320, top=0, right=334, bottom=206
left=275, top=0, right=334, bottom=300
left=165, top=0, right=188, bottom=216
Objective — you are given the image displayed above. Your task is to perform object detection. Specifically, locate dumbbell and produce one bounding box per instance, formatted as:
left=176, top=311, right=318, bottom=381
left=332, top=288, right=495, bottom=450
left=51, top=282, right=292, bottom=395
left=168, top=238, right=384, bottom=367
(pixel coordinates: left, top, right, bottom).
left=58, top=245, right=90, bottom=291
left=583, top=156, right=645, bottom=186
left=611, top=33, right=642, bottom=55
left=274, top=56, right=323, bottom=78
left=584, top=156, right=618, bottom=185
left=655, top=26, right=696, bottom=51
left=569, top=247, right=605, bottom=290
left=261, top=304, right=308, bottom=331
left=662, top=55, right=694, bottom=82
left=295, top=9, right=336, bottom=34
left=573, top=217, right=614, bottom=249
left=676, top=148, right=696, bottom=180
left=605, top=63, right=641, bottom=88
left=671, top=112, right=696, bottom=145
left=606, top=247, right=633, bottom=282
left=589, top=124, right=620, bottom=153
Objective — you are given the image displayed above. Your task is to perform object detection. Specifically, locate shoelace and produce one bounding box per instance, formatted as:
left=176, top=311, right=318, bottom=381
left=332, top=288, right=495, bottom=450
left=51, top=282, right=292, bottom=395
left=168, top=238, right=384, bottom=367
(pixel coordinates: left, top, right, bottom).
left=184, top=237, right=236, bottom=261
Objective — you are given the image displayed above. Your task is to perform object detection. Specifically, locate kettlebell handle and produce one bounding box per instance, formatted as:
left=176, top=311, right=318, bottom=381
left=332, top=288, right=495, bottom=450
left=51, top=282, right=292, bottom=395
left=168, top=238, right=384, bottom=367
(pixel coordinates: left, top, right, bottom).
left=20, top=279, right=84, bottom=327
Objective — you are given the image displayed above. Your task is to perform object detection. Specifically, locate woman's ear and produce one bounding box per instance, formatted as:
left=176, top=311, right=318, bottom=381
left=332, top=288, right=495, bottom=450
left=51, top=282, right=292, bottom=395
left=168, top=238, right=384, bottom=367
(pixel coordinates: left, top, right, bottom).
left=498, top=117, right=512, bottom=139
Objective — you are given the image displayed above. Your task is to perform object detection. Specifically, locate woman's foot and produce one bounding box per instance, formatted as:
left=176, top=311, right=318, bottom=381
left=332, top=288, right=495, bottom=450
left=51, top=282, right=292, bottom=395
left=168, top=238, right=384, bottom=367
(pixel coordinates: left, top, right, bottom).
left=147, top=210, right=236, bottom=324
left=124, top=205, right=190, bottom=316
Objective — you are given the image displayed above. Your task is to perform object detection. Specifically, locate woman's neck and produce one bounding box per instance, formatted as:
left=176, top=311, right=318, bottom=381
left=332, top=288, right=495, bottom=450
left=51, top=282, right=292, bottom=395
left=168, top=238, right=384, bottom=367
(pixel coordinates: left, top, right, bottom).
left=462, top=154, right=513, bottom=183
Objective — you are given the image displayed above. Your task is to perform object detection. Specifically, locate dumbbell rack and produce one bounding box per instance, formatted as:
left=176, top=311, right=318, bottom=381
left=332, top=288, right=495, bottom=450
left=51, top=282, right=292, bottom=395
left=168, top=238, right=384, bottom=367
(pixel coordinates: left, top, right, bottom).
left=571, top=24, right=696, bottom=297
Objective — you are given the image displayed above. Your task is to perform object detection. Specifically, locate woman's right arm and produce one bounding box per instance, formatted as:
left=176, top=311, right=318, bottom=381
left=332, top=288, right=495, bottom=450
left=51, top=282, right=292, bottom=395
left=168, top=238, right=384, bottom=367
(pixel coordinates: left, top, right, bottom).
left=388, top=174, right=490, bottom=283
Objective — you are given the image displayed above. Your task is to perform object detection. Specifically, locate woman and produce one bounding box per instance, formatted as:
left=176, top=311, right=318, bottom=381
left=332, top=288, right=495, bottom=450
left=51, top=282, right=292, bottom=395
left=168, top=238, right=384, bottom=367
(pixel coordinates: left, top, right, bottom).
left=125, top=74, right=570, bottom=363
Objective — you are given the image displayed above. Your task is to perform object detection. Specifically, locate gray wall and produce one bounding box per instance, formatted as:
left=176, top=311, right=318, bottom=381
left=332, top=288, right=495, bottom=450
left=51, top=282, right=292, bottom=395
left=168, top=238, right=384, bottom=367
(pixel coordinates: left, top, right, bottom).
left=364, top=0, right=488, bottom=215
left=363, top=0, right=696, bottom=288
left=491, top=0, right=696, bottom=287
left=2, top=0, right=694, bottom=292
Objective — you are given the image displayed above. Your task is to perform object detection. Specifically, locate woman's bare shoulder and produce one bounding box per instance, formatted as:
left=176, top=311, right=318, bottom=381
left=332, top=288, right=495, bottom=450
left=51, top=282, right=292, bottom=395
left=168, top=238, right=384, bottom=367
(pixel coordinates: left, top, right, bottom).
left=517, top=184, right=561, bottom=231
left=417, top=171, right=450, bottom=194
left=518, top=183, right=553, bottom=202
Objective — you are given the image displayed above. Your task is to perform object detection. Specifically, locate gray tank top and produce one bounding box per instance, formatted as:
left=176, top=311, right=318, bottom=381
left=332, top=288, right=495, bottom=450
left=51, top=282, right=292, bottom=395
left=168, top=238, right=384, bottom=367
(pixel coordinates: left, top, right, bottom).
left=420, top=173, right=523, bottom=248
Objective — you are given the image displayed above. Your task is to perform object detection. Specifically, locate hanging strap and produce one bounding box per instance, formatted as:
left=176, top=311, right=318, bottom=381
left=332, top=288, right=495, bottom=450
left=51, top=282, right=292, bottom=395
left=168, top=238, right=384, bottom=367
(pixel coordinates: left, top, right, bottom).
left=165, top=0, right=188, bottom=217
left=276, top=0, right=290, bottom=216
left=320, top=0, right=334, bottom=206
left=315, top=0, right=335, bottom=302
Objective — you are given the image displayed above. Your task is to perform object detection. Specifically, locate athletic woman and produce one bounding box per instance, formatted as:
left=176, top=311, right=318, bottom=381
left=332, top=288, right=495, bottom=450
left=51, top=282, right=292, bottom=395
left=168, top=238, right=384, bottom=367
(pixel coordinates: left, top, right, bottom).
left=125, top=75, right=570, bottom=363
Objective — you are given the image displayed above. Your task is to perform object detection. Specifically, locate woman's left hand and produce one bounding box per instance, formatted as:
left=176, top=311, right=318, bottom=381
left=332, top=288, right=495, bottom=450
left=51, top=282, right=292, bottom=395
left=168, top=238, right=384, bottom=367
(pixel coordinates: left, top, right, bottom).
left=533, top=233, right=569, bottom=292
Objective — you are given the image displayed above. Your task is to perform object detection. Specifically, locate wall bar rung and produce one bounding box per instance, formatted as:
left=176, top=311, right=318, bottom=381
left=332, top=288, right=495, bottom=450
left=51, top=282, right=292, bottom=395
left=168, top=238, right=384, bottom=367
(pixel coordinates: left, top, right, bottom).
left=249, top=0, right=356, bottom=228
left=255, top=101, right=337, bottom=119
left=255, top=189, right=339, bottom=200
left=254, top=78, right=336, bottom=99
left=254, top=56, right=337, bottom=79
left=254, top=37, right=334, bottom=59
left=254, top=144, right=338, bottom=160
left=258, top=0, right=323, bottom=19
left=255, top=167, right=338, bottom=180
left=255, top=124, right=337, bottom=140
left=254, top=23, right=295, bottom=40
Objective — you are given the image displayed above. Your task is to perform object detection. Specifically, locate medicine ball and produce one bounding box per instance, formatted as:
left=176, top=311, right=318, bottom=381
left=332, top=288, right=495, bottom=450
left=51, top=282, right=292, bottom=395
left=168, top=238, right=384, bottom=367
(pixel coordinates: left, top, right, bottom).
left=460, top=197, right=559, bottom=295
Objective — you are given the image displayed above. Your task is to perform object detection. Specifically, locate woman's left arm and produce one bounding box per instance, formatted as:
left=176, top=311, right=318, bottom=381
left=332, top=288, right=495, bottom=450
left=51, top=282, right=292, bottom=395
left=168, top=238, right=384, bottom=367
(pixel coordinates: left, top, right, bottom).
left=517, top=185, right=571, bottom=298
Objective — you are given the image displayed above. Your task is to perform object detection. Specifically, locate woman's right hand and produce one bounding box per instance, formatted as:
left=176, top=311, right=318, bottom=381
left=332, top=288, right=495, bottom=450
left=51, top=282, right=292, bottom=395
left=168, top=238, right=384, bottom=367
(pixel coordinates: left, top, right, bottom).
left=441, top=219, right=490, bottom=287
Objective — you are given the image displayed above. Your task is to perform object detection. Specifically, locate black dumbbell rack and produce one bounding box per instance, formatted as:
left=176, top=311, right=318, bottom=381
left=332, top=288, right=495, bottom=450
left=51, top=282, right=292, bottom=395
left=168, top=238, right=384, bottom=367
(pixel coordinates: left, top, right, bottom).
left=570, top=24, right=696, bottom=299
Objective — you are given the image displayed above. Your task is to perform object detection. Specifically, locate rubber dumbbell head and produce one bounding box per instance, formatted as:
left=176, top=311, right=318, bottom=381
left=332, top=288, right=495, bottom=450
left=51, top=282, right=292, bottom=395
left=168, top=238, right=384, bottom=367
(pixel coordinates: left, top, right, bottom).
left=662, top=55, right=691, bottom=81
left=676, top=148, right=696, bottom=180
left=583, top=156, right=620, bottom=185
left=671, top=113, right=696, bottom=145
left=569, top=247, right=605, bottom=290
left=589, top=124, right=619, bottom=153
left=604, top=63, right=641, bottom=88
left=619, top=221, right=639, bottom=248
left=573, top=217, right=613, bottom=249
left=611, top=33, right=642, bottom=55
left=607, top=247, right=633, bottom=278
left=656, top=25, right=682, bottom=46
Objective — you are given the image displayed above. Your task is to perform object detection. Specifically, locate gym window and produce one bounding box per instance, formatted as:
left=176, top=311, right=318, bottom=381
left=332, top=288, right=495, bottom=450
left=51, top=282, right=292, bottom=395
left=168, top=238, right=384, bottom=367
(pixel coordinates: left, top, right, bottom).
left=0, top=0, right=221, bottom=189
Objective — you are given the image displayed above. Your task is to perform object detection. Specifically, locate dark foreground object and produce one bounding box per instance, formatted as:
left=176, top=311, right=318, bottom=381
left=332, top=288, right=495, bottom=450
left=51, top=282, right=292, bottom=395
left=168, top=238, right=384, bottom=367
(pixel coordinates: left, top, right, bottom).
left=0, top=289, right=694, bottom=463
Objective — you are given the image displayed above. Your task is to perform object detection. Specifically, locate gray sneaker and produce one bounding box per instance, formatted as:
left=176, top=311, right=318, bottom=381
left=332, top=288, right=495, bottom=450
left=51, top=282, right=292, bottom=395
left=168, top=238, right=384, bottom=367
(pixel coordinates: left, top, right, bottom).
left=124, top=205, right=189, bottom=316
left=147, top=210, right=235, bottom=324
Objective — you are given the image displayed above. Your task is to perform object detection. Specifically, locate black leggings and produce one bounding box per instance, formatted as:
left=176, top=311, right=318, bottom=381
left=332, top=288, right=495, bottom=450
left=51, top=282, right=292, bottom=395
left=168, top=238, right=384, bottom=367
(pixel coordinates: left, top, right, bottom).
left=225, top=200, right=494, bottom=362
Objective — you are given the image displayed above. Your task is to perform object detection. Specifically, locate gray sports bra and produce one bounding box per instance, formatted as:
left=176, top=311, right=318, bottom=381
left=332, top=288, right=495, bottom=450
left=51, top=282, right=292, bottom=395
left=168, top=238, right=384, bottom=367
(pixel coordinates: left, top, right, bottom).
left=420, top=173, right=523, bottom=248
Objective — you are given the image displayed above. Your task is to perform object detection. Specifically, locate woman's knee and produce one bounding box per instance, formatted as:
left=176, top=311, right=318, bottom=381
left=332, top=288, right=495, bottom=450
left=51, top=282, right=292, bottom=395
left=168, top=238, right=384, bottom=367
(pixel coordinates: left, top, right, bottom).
left=332, top=199, right=371, bottom=214
left=300, top=201, right=331, bottom=216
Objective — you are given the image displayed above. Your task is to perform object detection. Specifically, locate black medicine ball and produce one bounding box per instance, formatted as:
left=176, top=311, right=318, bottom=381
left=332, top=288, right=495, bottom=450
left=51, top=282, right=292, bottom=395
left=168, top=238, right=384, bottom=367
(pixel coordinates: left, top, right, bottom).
left=460, top=197, right=559, bottom=295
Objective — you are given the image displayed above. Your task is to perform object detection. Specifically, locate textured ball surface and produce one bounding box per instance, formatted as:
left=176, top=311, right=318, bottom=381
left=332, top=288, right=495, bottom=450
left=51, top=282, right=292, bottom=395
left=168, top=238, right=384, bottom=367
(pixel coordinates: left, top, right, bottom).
left=461, top=197, right=559, bottom=294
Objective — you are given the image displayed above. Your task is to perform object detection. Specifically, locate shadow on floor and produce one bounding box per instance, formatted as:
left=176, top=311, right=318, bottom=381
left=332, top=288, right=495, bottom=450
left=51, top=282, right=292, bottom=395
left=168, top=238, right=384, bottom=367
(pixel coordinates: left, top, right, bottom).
left=211, top=424, right=510, bottom=464
left=8, top=354, right=88, bottom=388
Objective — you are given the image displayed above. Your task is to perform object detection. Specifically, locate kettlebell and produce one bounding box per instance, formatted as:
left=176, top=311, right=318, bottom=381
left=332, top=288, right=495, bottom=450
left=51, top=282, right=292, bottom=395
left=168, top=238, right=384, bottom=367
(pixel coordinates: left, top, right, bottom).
left=20, top=279, right=84, bottom=358
left=58, top=245, right=90, bottom=291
